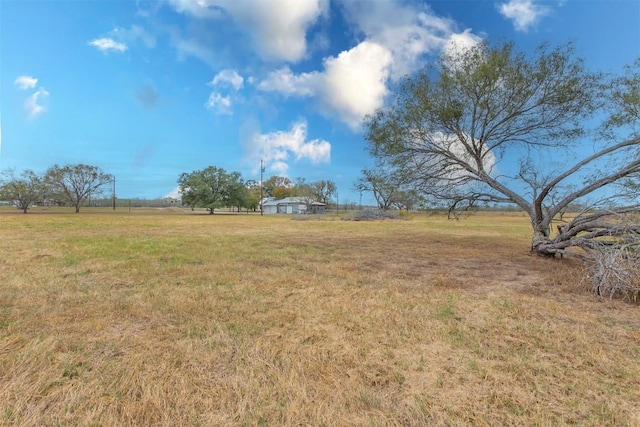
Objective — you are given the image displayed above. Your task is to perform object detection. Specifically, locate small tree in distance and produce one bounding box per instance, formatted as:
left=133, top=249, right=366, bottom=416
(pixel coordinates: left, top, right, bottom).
left=0, top=169, right=49, bottom=213
left=311, top=180, right=337, bottom=205
left=355, top=163, right=409, bottom=210
left=244, top=179, right=261, bottom=212
left=178, top=166, right=248, bottom=214
left=263, top=176, right=295, bottom=199
left=45, top=164, right=113, bottom=213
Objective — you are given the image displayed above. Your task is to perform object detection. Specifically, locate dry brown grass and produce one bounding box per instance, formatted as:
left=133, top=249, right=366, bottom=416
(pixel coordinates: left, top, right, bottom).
left=1, top=208, right=639, bottom=426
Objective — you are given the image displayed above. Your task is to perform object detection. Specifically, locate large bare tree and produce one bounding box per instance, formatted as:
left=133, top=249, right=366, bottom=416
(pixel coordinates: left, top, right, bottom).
left=365, top=41, right=640, bottom=258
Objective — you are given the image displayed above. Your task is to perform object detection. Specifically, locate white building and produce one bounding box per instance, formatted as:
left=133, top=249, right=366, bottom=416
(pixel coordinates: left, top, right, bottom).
left=261, top=197, right=326, bottom=214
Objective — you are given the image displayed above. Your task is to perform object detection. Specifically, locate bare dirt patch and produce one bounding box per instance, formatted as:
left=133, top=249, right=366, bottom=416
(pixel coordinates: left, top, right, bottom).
left=280, top=229, right=565, bottom=295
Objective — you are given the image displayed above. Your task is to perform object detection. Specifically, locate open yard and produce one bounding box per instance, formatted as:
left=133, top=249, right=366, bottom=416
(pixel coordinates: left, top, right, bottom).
left=0, top=208, right=638, bottom=426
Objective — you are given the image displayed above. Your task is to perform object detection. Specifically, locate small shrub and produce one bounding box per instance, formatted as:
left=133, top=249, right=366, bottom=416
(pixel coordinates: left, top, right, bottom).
left=587, top=243, right=640, bottom=303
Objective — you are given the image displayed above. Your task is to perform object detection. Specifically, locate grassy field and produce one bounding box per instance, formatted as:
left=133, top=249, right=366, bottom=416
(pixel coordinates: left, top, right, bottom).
left=0, top=208, right=638, bottom=426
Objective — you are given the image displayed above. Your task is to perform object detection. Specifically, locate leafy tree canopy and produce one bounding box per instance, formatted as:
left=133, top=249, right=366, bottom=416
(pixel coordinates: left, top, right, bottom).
left=0, top=169, right=49, bottom=213
left=178, top=166, right=247, bottom=214
left=45, top=164, right=113, bottom=213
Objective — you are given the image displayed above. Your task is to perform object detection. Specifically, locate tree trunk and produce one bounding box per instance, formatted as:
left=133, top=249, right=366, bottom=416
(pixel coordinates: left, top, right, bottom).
left=531, top=230, right=557, bottom=257
left=530, top=215, right=558, bottom=257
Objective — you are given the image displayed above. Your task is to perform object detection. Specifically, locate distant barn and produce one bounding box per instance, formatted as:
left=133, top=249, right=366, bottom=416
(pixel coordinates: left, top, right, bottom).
left=261, top=197, right=326, bottom=214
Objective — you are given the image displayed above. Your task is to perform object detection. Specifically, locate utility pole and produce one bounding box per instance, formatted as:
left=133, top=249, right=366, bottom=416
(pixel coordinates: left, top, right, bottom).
left=112, top=175, right=116, bottom=210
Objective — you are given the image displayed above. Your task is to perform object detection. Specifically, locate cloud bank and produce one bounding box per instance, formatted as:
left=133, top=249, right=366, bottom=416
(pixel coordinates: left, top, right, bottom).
left=160, top=0, right=484, bottom=130
left=255, top=0, right=481, bottom=130
left=165, top=0, right=328, bottom=62
left=338, top=0, right=458, bottom=80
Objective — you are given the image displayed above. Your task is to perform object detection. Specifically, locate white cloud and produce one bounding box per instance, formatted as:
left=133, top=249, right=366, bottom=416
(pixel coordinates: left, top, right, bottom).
left=433, top=132, right=496, bottom=176
left=89, top=37, right=128, bottom=52
left=337, top=0, right=468, bottom=80
left=444, top=29, right=483, bottom=54
left=256, top=0, right=482, bottom=130
left=225, top=0, right=328, bottom=62
left=269, top=161, right=289, bottom=175
left=408, top=132, right=497, bottom=190
left=210, top=69, right=244, bottom=90
left=258, top=41, right=391, bottom=130
left=205, top=92, right=232, bottom=114
left=244, top=119, right=330, bottom=174
left=14, top=76, right=38, bottom=90
left=89, top=25, right=154, bottom=57
left=14, top=75, right=49, bottom=118
left=111, top=25, right=157, bottom=48
left=165, top=0, right=328, bottom=62
left=168, top=0, right=483, bottom=130
left=498, top=0, right=550, bottom=32
left=321, top=41, right=392, bottom=129
left=205, top=69, right=244, bottom=114
left=162, top=0, right=222, bottom=18
left=442, top=29, right=484, bottom=70
left=258, top=66, right=318, bottom=97
left=25, top=87, right=49, bottom=118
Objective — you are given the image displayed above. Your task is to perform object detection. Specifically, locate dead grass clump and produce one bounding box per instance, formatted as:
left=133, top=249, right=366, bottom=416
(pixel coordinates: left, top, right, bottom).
left=291, top=214, right=339, bottom=221
left=342, top=209, right=400, bottom=221
left=430, top=273, right=468, bottom=289
left=588, top=245, right=640, bottom=302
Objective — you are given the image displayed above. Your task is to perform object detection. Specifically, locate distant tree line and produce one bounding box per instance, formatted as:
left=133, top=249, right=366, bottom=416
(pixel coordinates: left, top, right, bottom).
left=0, top=164, right=113, bottom=213
left=177, top=166, right=337, bottom=214
left=0, top=162, right=339, bottom=215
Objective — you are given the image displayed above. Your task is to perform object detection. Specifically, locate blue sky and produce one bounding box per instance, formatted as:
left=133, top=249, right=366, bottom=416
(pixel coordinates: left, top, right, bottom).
left=1, top=0, right=639, bottom=203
